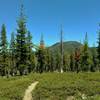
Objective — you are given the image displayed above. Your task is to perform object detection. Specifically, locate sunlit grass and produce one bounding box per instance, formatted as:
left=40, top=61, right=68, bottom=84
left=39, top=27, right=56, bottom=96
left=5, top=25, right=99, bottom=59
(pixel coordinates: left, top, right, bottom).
left=0, top=72, right=100, bottom=100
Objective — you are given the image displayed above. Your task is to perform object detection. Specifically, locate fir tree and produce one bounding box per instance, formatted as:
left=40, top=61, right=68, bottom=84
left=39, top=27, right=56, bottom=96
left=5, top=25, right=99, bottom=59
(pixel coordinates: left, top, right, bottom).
left=63, top=53, right=68, bottom=72
left=50, top=53, right=55, bottom=72
left=74, top=48, right=81, bottom=73
left=16, top=4, right=28, bottom=75
left=97, top=25, right=100, bottom=70
left=81, top=33, right=90, bottom=71
left=27, top=31, right=33, bottom=73
left=10, top=32, right=16, bottom=75
left=70, top=53, right=75, bottom=71
left=36, top=48, right=46, bottom=73
left=55, top=52, right=61, bottom=72
left=0, top=24, right=8, bottom=76
left=36, top=33, right=47, bottom=73
left=31, top=52, right=38, bottom=72
left=45, top=48, right=51, bottom=72
left=91, top=44, right=98, bottom=72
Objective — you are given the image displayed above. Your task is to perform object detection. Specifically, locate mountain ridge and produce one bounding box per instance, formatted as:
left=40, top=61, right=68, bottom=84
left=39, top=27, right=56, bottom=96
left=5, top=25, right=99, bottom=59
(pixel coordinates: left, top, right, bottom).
left=49, top=41, right=95, bottom=54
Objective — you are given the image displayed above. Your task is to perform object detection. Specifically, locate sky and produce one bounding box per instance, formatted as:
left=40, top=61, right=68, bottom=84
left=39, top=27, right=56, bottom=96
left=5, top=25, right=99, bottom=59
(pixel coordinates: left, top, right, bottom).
left=0, top=0, right=100, bottom=47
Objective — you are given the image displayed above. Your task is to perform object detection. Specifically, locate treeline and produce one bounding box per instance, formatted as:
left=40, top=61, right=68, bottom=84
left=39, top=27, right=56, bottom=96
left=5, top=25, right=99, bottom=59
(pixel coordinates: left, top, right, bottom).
left=0, top=5, right=100, bottom=77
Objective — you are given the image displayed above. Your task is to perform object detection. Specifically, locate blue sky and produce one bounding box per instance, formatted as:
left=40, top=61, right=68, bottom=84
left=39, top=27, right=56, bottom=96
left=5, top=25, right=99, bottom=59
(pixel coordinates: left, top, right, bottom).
left=0, top=0, right=100, bottom=46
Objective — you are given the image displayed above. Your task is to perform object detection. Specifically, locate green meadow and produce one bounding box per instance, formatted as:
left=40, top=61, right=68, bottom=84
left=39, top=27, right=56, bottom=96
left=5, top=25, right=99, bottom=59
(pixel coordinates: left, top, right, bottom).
left=0, top=72, right=100, bottom=100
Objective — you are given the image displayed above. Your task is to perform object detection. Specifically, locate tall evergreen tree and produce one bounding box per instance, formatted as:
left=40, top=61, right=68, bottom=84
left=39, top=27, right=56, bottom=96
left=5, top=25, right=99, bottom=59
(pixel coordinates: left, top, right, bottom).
left=36, top=33, right=47, bottom=73
left=91, top=44, right=98, bottom=72
left=81, top=33, right=90, bottom=71
left=36, top=48, right=46, bottom=73
left=45, top=48, right=51, bottom=72
left=0, top=24, right=8, bottom=76
left=97, top=25, right=100, bottom=70
left=74, top=48, right=81, bottom=73
left=63, top=53, right=68, bottom=72
left=70, top=53, right=75, bottom=71
left=10, top=32, right=16, bottom=75
left=55, top=52, right=61, bottom=72
left=16, top=4, right=28, bottom=75
left=31, top=52, right=38, bottom=72
left=50, top=53, right=55, bottom=72
left=27, top=31, right=33, bottom=73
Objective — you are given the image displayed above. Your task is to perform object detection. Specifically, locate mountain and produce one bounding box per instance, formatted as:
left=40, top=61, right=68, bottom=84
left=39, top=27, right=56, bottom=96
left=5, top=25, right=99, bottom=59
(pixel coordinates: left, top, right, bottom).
left=49, top=41, right=83, bottom=54
left=49, top=41, right=96, bottom=55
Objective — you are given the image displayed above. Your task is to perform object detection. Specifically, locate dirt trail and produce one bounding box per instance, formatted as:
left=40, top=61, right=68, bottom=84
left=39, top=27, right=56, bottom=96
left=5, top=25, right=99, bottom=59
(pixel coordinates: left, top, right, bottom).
left=23, top=81, right=39, bottom=100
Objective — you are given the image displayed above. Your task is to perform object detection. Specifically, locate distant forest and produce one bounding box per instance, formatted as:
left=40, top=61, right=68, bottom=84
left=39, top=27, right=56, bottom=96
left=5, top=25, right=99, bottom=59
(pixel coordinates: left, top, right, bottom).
left=0, top=4, right=100, bottom=77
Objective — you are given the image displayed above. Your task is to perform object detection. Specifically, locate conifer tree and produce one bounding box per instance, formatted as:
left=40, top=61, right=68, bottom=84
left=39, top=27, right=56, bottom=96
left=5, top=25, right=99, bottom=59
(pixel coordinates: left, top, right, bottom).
left=16, top=4, right=28, bottom=75
left=0, top=24, right=8, bottom=76
left=36, top=33, right=46, bottom=73
left=91, top=44, right=98, bottom=72
left=97, top=25, right=100, bottom=70
left=55, top=52, right=61, bottom=72
left=36, top=48, right=46, bottom=73
left=63, top=53, right=68, bottom=72
left=31, top=52, right=38, bottom=72
left=10, top=32, right=16, bottom=75
left=81, top=33, right=90, bottom=71
left=50, top=53, right=55, bottom=72
left=45, top=48, right=51, bottom=72
left=70, top=53, right=75, bottom=71
left=27, top=31, right=33, bottom=73
left=74, top=48, right=81, bottom=73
